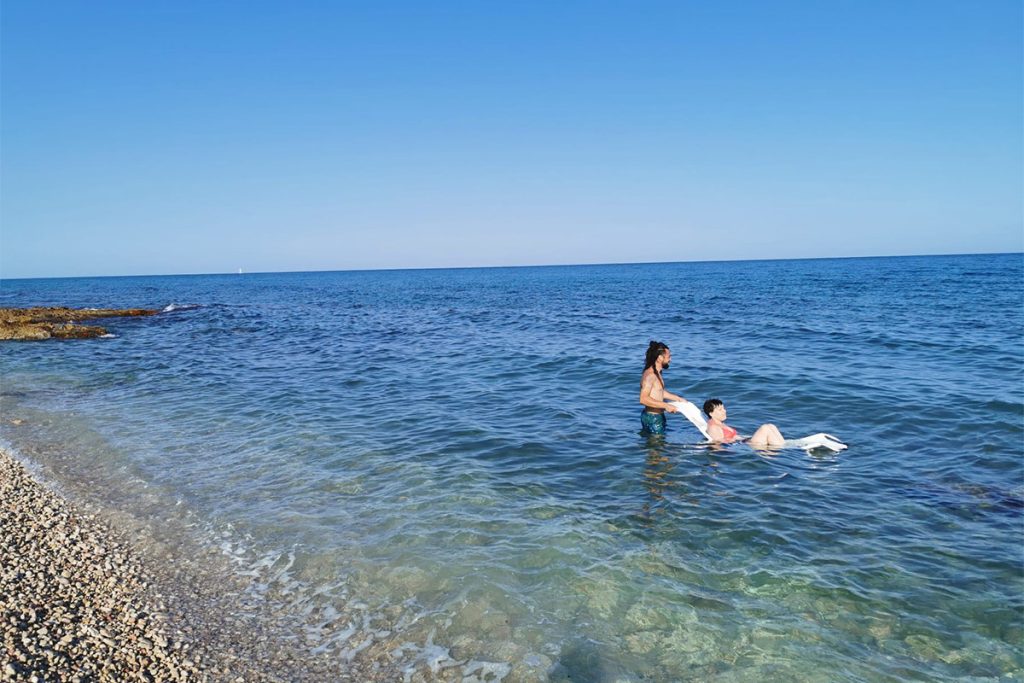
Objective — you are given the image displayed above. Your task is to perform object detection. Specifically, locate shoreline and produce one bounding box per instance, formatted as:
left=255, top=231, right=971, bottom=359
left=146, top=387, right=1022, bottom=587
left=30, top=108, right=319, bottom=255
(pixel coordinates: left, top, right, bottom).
left=0, top=446, right=366, bottom=682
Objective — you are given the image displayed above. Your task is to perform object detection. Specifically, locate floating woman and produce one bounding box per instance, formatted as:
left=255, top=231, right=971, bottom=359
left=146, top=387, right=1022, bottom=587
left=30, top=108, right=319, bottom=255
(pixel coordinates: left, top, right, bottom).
left=702, top=398, right=786, bottom=448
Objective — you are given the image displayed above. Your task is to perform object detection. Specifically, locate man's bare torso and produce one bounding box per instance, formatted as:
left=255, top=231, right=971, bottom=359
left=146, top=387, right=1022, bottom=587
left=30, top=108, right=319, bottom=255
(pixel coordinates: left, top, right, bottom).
left=641, top=367, right=665, bottom=413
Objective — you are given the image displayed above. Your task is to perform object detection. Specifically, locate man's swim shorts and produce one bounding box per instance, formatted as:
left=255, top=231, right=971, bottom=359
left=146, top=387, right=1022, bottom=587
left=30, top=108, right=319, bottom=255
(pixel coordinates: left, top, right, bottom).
left=640, top=409, right=666, bottom=435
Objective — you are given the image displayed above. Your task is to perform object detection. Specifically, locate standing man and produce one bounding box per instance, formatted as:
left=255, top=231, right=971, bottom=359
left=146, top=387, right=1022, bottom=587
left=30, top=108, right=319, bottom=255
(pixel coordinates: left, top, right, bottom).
left=639, top=341, right=691, bottom=434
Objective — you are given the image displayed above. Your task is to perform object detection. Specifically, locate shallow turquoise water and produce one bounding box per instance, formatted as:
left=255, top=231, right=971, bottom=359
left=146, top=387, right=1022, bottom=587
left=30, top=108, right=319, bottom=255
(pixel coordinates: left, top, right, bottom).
left=1, top=254, right=1022, bottom=681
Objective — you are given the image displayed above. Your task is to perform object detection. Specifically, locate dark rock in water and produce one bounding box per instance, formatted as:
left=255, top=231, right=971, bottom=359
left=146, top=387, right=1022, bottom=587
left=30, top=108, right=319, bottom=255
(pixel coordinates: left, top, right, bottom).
left=0, top=307, right=159, bottom=341
left=896, top=482, right=1024, bottom=517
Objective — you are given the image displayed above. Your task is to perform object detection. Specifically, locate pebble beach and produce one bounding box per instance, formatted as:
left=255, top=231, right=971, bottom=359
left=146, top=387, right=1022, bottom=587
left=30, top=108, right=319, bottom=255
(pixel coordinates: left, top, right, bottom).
left=0, top=447, right=362, bottom=682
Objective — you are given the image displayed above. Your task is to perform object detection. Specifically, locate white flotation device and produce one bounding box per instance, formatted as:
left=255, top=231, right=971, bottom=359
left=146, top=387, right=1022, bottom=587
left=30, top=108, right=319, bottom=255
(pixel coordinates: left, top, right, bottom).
left=782, top=433, right=848, bottom=452
left=668, top=401, right=847, bottom=452
left=672, top=400, right=712, bottom=440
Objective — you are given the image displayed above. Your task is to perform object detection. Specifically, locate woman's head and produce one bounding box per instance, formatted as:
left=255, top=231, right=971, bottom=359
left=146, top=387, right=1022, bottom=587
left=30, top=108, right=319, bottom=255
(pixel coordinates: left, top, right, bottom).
left=703, top=398, right=725, bottom=419
left=644, top=341, right=670, bottom=371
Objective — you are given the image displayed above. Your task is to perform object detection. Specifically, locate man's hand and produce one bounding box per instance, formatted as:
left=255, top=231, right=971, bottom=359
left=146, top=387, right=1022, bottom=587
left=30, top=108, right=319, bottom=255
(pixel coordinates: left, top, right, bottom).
left=665, top=403, right=680, bottom=413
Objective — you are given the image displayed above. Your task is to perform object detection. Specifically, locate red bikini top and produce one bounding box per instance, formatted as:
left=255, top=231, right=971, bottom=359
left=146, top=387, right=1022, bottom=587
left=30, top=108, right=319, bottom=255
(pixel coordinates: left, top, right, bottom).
left=716, top=422, right=738, bottom=441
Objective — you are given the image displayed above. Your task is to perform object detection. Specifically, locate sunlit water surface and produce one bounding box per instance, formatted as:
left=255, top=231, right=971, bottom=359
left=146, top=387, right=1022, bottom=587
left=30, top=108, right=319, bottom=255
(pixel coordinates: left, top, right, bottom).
left=1, top=254, right=1021, bottom=681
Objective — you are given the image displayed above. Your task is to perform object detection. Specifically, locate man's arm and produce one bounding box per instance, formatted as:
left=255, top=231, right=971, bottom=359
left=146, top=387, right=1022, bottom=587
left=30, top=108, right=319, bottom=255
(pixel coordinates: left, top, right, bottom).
left=640, top=375, right=679, bottom=412
left=662, top=390, right=689, bottom=403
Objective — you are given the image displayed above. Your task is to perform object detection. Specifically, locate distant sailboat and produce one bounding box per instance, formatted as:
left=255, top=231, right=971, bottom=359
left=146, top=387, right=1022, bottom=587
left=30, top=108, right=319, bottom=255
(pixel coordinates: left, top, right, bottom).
left=237, top=268, right=243, bottom=274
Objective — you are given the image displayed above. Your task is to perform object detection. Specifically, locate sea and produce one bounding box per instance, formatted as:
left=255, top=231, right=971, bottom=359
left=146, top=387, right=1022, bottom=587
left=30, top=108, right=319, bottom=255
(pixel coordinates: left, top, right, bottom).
left=1, top=253, right=1021, bottom=682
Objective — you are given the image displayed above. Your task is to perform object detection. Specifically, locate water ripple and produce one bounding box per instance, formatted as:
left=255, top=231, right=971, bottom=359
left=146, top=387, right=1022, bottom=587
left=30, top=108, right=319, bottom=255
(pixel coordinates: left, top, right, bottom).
left=1, top=254, right=1022, bottom=681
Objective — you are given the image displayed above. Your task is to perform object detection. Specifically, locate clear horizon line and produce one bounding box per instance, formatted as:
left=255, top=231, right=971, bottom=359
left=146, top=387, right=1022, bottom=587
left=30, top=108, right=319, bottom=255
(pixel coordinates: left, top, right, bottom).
left=1, top=249, right=1020, bottom=282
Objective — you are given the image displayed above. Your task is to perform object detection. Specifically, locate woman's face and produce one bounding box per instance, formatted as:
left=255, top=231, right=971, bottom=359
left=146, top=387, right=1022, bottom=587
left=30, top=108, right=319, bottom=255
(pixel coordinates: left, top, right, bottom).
left=710, top=404, right=727, bottom=421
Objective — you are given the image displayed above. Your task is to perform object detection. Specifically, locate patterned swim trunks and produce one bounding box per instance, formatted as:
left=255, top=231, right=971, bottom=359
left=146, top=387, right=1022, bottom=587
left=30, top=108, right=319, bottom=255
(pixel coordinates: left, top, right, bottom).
left=640, top=409, right=666, bottom=435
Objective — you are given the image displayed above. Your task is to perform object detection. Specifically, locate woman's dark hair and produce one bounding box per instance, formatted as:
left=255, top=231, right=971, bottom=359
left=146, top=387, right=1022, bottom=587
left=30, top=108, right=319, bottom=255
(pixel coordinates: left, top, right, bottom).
left=703, top=398, right=723, bottom=417
left=644, top=340, right=669, bottom=371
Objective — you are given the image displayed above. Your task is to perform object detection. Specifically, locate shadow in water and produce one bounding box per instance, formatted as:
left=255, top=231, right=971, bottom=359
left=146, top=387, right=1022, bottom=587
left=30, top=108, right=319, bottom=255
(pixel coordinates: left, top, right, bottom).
left=636, top=434, right=719, bottom=529
left=548, top=638, right=614, bottom=682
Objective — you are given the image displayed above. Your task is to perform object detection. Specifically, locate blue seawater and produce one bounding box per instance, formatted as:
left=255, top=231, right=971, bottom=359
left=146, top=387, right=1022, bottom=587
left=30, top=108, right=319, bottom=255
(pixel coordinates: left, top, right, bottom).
left=1, top=254, right=1022, bottom=681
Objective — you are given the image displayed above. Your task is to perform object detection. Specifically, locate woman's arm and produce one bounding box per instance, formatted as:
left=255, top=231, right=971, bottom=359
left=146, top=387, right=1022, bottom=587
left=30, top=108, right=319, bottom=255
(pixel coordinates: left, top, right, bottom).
left=706, top=422, right=724, bottom=442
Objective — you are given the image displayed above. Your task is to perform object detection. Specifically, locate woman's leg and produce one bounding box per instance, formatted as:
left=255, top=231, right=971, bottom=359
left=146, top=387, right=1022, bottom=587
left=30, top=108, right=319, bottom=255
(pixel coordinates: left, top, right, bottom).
left=748, top=423, right=785, bottom=447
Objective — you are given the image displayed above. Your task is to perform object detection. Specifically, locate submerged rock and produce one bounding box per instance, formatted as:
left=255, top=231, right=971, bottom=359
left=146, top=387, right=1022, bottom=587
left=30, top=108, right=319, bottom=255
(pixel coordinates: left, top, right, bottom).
left=0, top=307, right=159, bottom=341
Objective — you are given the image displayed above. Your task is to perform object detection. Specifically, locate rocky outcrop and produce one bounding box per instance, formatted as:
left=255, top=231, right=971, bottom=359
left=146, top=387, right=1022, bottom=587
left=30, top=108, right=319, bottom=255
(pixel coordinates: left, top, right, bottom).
left=0, top=308, right=159, bottom=341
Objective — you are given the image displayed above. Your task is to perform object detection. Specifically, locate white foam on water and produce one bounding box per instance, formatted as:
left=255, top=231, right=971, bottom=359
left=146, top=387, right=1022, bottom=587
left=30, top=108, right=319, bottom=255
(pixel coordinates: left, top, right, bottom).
left=344, top=635, right=374, bottom=661
left=99, top=334, right=117, bottom=339
left=395, top=629, right=462, bottom=681
left=462, top=659, right=512, bottom=683
left=169, top=482, right=522, bottom=681
left=162, top=303, right=202, bottom=313
left=310, top=623, right=356, bottom=654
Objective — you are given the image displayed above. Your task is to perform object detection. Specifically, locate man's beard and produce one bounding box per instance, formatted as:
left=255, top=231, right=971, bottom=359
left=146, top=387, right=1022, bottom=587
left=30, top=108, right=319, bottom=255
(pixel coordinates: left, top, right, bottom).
left=662, top=361, right=670, bottom=370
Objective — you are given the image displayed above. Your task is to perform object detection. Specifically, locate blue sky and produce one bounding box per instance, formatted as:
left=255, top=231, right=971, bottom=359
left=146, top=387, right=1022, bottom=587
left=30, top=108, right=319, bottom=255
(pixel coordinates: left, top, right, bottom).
left=2, top=1, right=1021, bottom=278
